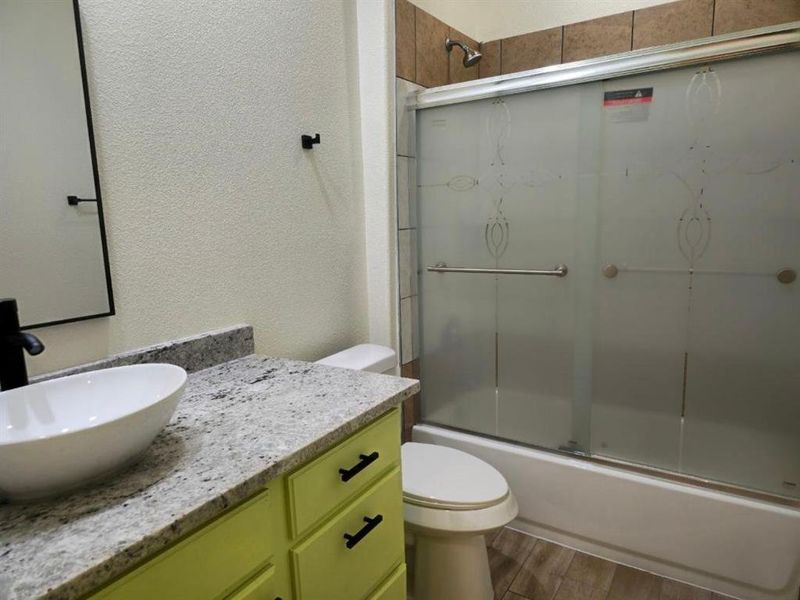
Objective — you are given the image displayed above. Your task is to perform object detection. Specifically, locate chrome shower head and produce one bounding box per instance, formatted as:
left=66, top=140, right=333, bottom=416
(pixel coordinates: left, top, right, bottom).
left=445, top=37, right=482, bottom=68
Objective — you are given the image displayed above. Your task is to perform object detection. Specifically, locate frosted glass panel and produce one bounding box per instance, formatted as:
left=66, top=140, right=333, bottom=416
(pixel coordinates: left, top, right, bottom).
left=680, top=52, right=800, bottom=496
left=416, top=48, right=800, bottom=498
left=418, top=100, right=497, bottom=436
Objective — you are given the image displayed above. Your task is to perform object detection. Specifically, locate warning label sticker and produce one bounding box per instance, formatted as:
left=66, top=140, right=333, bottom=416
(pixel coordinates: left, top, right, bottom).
left=603, top=87, right=654, bottom=106
left=603, top=87, right=653, bottom=122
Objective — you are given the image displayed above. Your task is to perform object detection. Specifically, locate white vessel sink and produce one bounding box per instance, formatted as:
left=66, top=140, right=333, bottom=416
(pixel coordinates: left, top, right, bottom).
left=0, top=363, right=186, bottom=501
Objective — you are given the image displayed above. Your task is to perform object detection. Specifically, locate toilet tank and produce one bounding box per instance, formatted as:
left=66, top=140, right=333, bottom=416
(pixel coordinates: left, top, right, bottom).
left=315, top=344, right=396, bottom=374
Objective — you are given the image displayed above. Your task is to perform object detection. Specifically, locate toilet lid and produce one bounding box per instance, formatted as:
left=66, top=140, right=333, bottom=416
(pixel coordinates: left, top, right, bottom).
left=401, top=443, right=509, bottom=510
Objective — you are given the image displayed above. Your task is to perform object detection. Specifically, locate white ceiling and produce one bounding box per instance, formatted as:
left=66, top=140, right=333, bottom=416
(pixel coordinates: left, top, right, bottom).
left=408, top=0, right=681, bottom=42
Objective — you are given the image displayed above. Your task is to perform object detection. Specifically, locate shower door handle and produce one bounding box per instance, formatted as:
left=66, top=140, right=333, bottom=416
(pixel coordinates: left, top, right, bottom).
left=427, top=263, right=568, bottom=277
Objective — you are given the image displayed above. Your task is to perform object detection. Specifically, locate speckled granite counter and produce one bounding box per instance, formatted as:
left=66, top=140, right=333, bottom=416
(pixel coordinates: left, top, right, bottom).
left=0, top=355, right=419, bottom=600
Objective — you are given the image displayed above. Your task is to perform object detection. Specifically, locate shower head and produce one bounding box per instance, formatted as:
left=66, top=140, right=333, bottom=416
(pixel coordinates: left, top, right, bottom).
left=445, top=37, right=482, bottom=68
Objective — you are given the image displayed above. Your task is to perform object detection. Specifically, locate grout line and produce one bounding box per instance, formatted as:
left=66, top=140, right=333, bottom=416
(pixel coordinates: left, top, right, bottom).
left=500, top=39, right=503, bottom=75
left=630, top=11, right=635, bottom=51
left=560, top=26, right=565, bottom=63
left=412, top=3, right=417, bottom=84
left=711, top=0, right=717, bottom=35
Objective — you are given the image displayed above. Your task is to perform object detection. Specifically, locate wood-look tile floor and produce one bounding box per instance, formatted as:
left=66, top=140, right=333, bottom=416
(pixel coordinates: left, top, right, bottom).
left=406, top=526, right=739, bottom=600
left=485, top=528, right=735, bottom=600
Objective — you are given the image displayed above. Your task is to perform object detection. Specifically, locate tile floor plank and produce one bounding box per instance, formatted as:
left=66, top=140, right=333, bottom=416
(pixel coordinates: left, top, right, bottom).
left=607, top=565, right=662, bottom=600
left=552, top=578, right=608, bottom=600
left=503, top=592, right=532, bottom=600
left=564, top=552, right=617, bottom=591
left=486, top=526, right=502, bottom=547
left=661, top=579, right=712, bottom=599
left=489, top=528, right=539, bottom=599
left=509, top=539, right=576, bottom=600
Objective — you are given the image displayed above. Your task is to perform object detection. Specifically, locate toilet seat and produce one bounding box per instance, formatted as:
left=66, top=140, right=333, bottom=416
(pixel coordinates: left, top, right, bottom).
left=402, top=442, right=509, bottom=510
left=401, top=443, right=517, bottom=534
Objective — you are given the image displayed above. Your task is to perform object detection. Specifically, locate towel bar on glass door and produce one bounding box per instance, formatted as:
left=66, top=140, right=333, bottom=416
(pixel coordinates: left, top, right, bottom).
left=601, top=264, right=796, bottom=284
left=427, top=262, right=568, bottom=277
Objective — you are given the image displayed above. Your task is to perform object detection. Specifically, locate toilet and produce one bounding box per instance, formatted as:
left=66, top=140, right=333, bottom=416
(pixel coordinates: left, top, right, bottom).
left=402, top=442, right=517, bottom=600
left=317, top=345, right=518, bottom=600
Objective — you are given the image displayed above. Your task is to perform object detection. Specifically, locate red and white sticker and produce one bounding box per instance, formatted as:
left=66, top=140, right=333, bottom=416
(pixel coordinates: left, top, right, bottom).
left=603, top=87, right=654, bottom=106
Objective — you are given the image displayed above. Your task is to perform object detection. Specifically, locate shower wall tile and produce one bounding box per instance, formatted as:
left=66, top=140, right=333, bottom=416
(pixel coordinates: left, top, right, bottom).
left=411, top=295, right=419, bottom=360
left=394, top=0, right=417, bottom=81
left=713, top=0, right=800, bottom=34
left=396, top=0, right=416, bottom=82
left=396, top=155, right=417, bottom=229
left=398, top=228, right=418, bottom=299
left=501, top=27, right=562, bottom=74
left=401, top=359, right=420, bottom=442
left=396, top=77, right=423, bottom=157
left=398, top=279, right=419, bottom=369
left=563, top=12, right=634, bottom=63
left=479, top=40, right=502, bottom=78
left=632, top=0, right=714, bottom=50
left=448, top=27, right=480, bottom=84
left=415, top=7, right=449, bottom=87
left=400, top=295, right=420, bottom=365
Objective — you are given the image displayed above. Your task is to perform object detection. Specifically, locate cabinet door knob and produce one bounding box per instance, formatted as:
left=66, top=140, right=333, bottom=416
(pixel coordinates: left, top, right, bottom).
left=343, top=514, right=383, bottom=549
left=338, top=451, right=379, bottom=482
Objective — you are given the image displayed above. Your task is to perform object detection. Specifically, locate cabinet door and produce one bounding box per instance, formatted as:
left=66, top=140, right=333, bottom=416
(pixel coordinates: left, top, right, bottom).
left=366, top=564, right=407, bottom=600
left=287, top=409, right=401, bottom=539
left=227, top=564, right=278, bottom=600
left=291, top=468, right=404, bottom=600
left=91, top=489, right=273, bottom=600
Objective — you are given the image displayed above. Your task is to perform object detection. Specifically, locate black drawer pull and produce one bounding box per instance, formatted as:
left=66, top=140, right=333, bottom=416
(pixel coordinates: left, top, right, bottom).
left=338, top=451, right=379, bottom=482
left=343, top=514, right=383, bottom=549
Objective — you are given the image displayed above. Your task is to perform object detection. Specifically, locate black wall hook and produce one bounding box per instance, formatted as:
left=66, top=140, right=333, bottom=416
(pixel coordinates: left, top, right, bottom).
left=67, top=195, right=98, bottom=206
left=301, top=133, right=320, bottom=149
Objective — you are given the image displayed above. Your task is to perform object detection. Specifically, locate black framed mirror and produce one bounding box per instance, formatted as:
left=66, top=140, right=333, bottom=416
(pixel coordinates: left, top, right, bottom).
left=0, top=0, right=114, bottom=329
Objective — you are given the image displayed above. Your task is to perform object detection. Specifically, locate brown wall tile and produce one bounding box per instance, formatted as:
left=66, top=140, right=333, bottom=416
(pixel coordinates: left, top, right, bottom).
left=415, top=7, right=449, bottom=87
left=633, top=0, right=714, bottom=49
left=396, top=0, right=416, bottom=82
left=563, top=12, right=633, bottom=63
left=713, top=0, right=800, bottom=35
left=401, top=359, right=420, bottom=442
left=479, top=40, right=501, bottom=78
left=448, top=28, right=480, bottom=84
left=501, top=27, right=562, bottom=74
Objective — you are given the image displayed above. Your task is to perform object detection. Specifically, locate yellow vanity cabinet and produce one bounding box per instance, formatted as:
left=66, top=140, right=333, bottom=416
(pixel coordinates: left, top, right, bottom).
left=90, top=488, right=277, bottom=600
left=287, top=409, right=401, bottom=539
left=290, top=468, right=404, bottom=600
left=88, top=408, right=404, bottom=600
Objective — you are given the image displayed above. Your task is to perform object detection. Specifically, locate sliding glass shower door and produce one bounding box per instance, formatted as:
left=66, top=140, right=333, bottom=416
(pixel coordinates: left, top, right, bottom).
left=416, top=49, right=800, bottom=498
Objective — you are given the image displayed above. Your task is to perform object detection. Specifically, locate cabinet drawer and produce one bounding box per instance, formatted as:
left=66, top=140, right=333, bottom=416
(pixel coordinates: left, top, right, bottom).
left=291, top=468, right=404, bottom=600
left=287, top=409, right=400, bottom=538
left=92, top=488, right=273, bottom=600
left=226, top=564, right=277, bottom=600
left=366, top=564, right=406, bottom=600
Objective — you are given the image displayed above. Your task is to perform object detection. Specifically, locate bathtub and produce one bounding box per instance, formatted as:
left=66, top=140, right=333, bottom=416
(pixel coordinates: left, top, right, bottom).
left=413, top=424, right=800, bottom=600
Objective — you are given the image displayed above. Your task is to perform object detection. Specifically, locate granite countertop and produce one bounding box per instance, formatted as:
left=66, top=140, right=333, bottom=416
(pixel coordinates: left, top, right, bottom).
left=0, top=355, right=419, bottom=600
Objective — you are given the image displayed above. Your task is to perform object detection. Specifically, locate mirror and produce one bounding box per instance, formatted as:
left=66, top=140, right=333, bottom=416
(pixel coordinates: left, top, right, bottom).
left=0, top=0, right=114, bottom=329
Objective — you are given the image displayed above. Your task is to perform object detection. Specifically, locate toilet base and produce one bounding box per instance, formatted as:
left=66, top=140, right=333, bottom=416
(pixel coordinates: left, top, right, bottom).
left=413, top=530, right=493, bottom=600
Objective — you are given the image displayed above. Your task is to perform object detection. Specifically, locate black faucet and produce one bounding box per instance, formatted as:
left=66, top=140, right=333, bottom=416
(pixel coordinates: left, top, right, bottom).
left=0, top=299, right=45, bottom=391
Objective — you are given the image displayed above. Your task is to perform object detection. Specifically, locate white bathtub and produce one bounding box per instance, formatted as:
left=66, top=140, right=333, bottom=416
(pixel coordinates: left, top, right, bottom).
left=413, top=424, right=800, bottom=600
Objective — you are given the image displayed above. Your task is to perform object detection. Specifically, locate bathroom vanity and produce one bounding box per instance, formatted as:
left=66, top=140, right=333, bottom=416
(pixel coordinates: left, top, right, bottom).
left=0, top=333, right=418, bottom=600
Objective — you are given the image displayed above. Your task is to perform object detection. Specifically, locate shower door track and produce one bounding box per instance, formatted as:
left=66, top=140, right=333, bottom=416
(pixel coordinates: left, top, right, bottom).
left=420, top=421, right=800, bottom=509
left=410, top=22, right=800, bottom=110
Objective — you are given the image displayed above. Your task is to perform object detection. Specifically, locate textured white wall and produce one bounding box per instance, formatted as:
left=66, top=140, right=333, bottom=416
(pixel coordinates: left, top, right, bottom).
left=357, top=0, right=398, bottom=363
left=408, top=0, right=680, bottom=41
left=28, top=0, right=373, bottom=375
